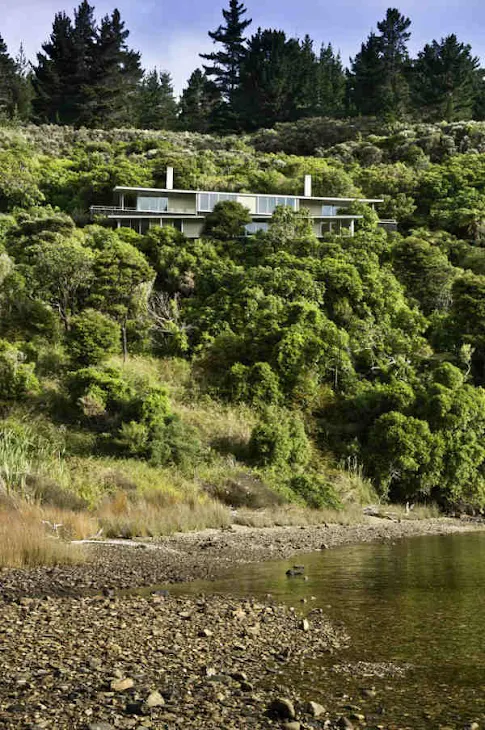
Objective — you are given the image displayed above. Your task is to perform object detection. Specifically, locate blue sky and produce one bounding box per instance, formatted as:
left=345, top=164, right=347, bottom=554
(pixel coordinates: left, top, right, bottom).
left=1, top=0, right=484, bottom=94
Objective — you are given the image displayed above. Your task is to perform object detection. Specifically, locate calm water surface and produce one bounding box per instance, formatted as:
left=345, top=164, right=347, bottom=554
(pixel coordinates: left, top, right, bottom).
left=166, top=532, right=485, bottom=728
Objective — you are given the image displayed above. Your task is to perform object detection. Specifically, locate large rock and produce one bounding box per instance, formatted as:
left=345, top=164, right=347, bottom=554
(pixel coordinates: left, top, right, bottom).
left=269, top=697, right=296, bottom=719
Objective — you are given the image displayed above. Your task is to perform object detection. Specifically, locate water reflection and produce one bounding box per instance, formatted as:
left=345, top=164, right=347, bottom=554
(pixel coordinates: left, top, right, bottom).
left=166, top=532, right=485, bottom=727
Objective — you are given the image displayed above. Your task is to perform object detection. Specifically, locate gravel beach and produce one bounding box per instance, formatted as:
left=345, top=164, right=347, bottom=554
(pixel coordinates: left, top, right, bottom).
left=1, top=517, right=482, bottom=730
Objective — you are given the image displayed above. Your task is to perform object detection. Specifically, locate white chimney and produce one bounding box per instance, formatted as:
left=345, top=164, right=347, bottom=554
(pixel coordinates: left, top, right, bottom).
left=304, top=174, right=312, bottom=197
left=166, top=166, right=174, bottom=190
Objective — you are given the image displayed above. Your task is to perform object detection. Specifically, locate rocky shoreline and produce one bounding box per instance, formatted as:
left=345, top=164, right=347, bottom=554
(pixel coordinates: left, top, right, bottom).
left=0, top=516, right=481, bottom=599
left=1, top=517, right=483, bottom=730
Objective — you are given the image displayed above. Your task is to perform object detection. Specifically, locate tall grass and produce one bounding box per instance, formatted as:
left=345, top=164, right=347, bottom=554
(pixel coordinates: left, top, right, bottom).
left=0, top=510, right=86, bottom=568
left=234, top=504, right=366, bottom=528
left=98, top=495, right=230, bottom=538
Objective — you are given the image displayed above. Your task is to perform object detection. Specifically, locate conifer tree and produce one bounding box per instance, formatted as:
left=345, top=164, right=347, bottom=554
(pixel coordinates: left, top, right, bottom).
left=314, top=43, right=346, bottom=117
left=200, top=0, right=251, bottom=129
left=201, top=0, right=251, bottom=100
left=412, top=35, right=481, bottom=121
left=294, top=35, right=318, bottom=118
left=33, top=12, right=76, bottom=123
left=236, top=29, right=305, bottom=129
left=377, top=8, right=411, bottom=114
left=33, top=2, right=97, bottom=125
left=348, top=33, right=383, bottom=116
left=0, top=34, right=18, bottom=118
left=70, top=0, right=97, bottom=123
left=87, top=9, right=142, bottom=127
left=137, top=70, right=178, bottom=130
left=349, top=8, right=411, bottom=118
left=12, top=45, right=34, bottom=120
left=179, top=69, right=220, bottom=132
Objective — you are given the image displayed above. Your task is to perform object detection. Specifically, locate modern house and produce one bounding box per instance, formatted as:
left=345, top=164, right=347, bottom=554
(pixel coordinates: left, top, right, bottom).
left=91, top=167, right=397, bottom=238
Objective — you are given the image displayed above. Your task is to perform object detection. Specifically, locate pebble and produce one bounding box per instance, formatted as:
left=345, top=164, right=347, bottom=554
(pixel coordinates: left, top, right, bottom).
left=306, top=700, right=326, bottom=717
left=111, top=677, right=134, bottom=692
left=146, top=691, right=165, bottom=708
left=300, top=618, right=310, bottom=632
left=337, top=717, right=354, bottom=729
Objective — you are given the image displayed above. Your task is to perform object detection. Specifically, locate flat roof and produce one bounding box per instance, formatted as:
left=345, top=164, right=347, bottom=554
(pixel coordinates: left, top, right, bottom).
left=113, top=186, right=383, bottom=204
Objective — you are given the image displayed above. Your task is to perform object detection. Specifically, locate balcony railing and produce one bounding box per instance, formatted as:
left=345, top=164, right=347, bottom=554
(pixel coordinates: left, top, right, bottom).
left=90, top=206, right=138, bottom=217
left=377, top=219, right=398, bottom=231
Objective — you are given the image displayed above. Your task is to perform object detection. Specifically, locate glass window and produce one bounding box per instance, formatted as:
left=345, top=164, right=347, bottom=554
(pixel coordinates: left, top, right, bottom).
left=198, top=193, right=210, bottom=211
left=137, top=196, right=168, bottom=212
left=197, top=192, right=237, bottom=212
left=322, top=205, right=338, bottom=216
left=322, top=221, right=343, bottom=235
left=256, top=196, right=297, bottom=215
left=245, top=222, right=269, bottom=235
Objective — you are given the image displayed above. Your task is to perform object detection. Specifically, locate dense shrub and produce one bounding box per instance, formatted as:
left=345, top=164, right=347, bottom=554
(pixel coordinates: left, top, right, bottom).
left=67, top=310, right=121, bottom=365
left=0, top=341, right=39, bottom=400
left=249, top=407, right=310, bottom=468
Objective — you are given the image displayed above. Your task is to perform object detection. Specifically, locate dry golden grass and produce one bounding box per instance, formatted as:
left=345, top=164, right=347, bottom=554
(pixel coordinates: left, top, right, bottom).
left=97, top=495, right=230, bottom=538
left=0, top=510, right=86, bottom=568
left=21, top=505, right=99, bottom=540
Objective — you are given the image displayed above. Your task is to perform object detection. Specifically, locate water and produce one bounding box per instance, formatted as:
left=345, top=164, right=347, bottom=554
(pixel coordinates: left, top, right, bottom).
left=164, top=531, right=485, bottom=728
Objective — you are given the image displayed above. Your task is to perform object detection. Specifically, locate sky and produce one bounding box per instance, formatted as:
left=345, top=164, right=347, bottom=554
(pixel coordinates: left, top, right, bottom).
left=1, top=0, right=484, bottom=95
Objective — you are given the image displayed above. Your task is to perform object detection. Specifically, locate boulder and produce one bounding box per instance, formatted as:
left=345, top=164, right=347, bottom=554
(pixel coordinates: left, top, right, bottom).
left=268, top=697, right=296, bottom=719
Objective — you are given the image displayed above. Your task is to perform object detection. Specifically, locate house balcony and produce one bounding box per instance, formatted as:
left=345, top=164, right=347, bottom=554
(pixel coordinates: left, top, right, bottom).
left=90, top=206, right=197, bottom=218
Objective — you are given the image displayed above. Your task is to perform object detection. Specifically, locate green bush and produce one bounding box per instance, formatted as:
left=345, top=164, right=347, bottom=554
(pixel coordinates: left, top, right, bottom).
left=149, top=415, right=202, bottom=468
left=249, top=407, right=310, bottom=468
left=289, top=473, right=341, bottom=509
left=228, top=361, right=282, bottom=405
left=67, top=309, right=121, bottom=365
left=202, top=200, right=251, bottom=241
left=67, top=365, right=134, bottom=420
left=0, top=340, right=40, bottom=400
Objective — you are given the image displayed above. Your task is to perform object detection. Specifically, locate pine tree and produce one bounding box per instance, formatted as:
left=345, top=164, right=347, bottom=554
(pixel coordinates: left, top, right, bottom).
left=33, top=12, right=76, bottom=123
left=314, top=43, right=346, bottom=117
left=12, top=45, right=34, bottom=120
left=348, top=33, right=383, bottom=116
left=87, top=9, right=143, bottom=127
left=412, top=35, right=481, bottom=121
left=473, top=69, right=485, bottom=121
left=377, top=8, right=411, bottom=114
left=294, top=35, right=318, bottom=118
left=200, top=0, right=251, bottom=128
left=137, top=70, right=178, bottom=130
left=33, top=1, right=97, bottom=125
left=70, top=0, right=97, bottom=123
left=179, top=68, right=221, bottom=132
left=0, top=34, right=18, bottom=118
left=349, top=8, right=411, bottom=118
left=236, top=29, right=305, bottom=129
left=33, top=2, right=142, bottom=127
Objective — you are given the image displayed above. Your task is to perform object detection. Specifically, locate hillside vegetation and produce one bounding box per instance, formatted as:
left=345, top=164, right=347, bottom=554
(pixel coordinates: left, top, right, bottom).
left=1, top=117, right=485, bottom=557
